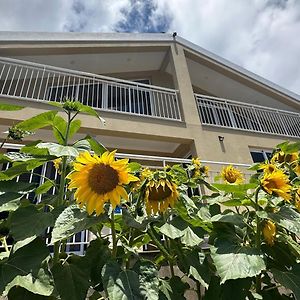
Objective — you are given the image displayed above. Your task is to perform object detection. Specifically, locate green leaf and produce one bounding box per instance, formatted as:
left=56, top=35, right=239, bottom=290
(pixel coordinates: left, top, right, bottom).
left=0, top=238, right=50, bottom=295
left=51, top=205, right=107, bottom=243
left=4, top=268, right=53, bottom=297
left=52, top=256, right=90, bottom=300
left=35, top=180, right=55, bottom=196
left=272, top=265, right=300, bottom=300
left=52, top=115, right=67, bottom=144
left=178, top=249, right=210, bottom=289
left=8, top=286, right=56, bottom=299
left=133, top=261, right=159, bottom=300
left=211, top=239, right=266, bottom=283
left=84, top=239, right=112, bottom=286
left=17, top=111, right=57, bottom=131
left=0, top=102, right=24, bottom=111
left=77, top=103, right=106, bottom=125
left=69, top=119, right=81, bottom=139
left=0, top=161, right=45, bottom=181
left=0, top=193, right=23, bottom=212
left=102, top=261, right=142, bottom=300
left=72, top=139, right=91, bottom=152
left=10, top=205, right=54, bottom=242
left=269, top=206, right=300, bottom=236
left=180, top=227, right=203, bottom=247
left=159, top=218, right=187, bottom=239
left=212, top=183, right=257, bottom=193
left=211, top=213, right=244, bottom=226
left=168, top=276, right=189, bottom=299
left=0, top=181, right=36, bottom=193
left=85, top=135, right=107, bottom=155
left=37, top=142, right=79, bottom=157
left=278, top=141, right=300, bottom=154
left=20, top=141, right=50, bottom=157
left=127, top=162, right=142, bottom=172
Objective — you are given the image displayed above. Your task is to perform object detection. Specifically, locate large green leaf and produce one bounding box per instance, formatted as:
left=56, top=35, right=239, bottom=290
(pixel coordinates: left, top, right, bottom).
left=178, top=249, right=210, bottom=289
left=211, top=213, right=245, bottom=226
left=0, top=160, right=45, bottom=181
left=77, top=103, right=106, bottom=125
left=69, top=119, right=81, bottom=139
left=8, top=286, right=56, bottom=300
left=102, top=261, right=142, bottom=300
left=52, top=115, right=67, bottom=144
left=35, top=180, right=55, bottom=196
left=85, top=135, right=107, bottom=155
left=36, top=142, right=79, bottom=157
left=0, top=102, right=24, bottom=111
left=181, top=227, right=203, bottom=247
left=51, top=205, right=107, bottom=243
left=4, top=268, right=53, bottom=297
left=0, top=238, right=51, bottom=295
left=269, top=206, right=300, bottom=236
left=212, top=183, right=256, bottom=193
left=211, top=239, right=266, bottom=283
left=0, top=193, right=23, bottom=212
left=52, top=256, right=90, bottom=300
left=10, top=205, right=54, bottom=242
left=17, top=111, right=57, bottom=131
left=0, top=181, right=36, bottom=193
left=272, top=265, right=300, bottom=300
left=133, top=261, right=159, bottom=300
left=84, top=239, right=112, bottom=287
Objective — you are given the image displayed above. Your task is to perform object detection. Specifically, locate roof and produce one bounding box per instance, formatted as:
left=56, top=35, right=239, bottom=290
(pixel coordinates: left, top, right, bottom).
left=0, top=31, right=299, bottom=104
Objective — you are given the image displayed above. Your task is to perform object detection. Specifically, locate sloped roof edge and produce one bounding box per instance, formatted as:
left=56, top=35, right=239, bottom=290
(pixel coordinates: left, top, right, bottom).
left=0, top=31, right=299, bottom=104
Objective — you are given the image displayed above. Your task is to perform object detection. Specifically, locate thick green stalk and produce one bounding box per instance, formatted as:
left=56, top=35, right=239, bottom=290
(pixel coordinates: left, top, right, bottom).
left=110, top=210, right=117, bottom=258
left=254, top=187, right=262, bottom=293
left=54, top=111, right=72, bottom=263
left=148, top=223, right=175, bottom=276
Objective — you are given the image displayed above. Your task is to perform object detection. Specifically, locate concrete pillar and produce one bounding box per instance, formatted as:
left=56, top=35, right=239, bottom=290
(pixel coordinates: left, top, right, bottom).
left=169, top=43, right=203, bottom=156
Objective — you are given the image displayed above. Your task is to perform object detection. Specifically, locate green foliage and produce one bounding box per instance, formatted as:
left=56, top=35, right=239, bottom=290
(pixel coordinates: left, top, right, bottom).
left=1, top=102, right=299, bottom=299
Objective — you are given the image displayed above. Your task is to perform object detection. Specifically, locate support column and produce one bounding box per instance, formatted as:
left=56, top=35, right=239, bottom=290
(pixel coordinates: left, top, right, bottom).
left=170, top=43, right=202, bottom=156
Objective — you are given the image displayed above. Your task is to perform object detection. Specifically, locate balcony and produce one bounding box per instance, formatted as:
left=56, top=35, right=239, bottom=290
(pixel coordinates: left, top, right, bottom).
left=196, top=94, right=300, bottom=138
left=0, top=57, right=181, bottom=121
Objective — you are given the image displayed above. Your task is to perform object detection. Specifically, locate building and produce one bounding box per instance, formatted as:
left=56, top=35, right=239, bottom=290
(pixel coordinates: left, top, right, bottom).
left=0, top=32, right=299, bottom=253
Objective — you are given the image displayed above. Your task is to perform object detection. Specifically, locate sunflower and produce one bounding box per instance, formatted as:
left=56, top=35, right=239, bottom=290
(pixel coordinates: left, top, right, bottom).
left=271, top=151, right=298, bottom=164
left=261, top=169, right=291, bottom=201
left=221, top=165, right=244, bottom=184
left=67, top=151, right=138, bottom=215
left=144, top=177, right=179, bottom=214
left=259, top=163, right=277, bottom=174
left=262, top=220, right=276, bottom=246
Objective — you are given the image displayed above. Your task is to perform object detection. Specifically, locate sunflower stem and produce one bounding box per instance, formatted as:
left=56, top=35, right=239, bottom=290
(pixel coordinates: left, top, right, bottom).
left=148, top=223, right=174, bottom=272
left=254, top=187, right=262, bottom=293
left=110, top=210, right=118, bottom=258
left=53, top=242, right=60, bottom=264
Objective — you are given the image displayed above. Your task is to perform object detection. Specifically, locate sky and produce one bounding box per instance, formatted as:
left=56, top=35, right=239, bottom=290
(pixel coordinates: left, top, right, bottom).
left=0, top=0, right=299, bottom=96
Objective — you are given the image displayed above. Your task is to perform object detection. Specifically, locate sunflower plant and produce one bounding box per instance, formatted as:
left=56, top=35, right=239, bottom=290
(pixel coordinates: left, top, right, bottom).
left=0, top=100, right=299, bottom=300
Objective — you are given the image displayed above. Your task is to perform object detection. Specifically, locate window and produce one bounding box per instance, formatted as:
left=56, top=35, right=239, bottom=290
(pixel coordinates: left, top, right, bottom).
left=250, top=149, right=272, bottom=163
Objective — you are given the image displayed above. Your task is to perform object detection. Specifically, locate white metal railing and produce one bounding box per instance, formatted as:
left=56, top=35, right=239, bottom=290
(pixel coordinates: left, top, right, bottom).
left=0, top=145, right=252, bottom=255
left=196, top=94, right=300, bottom=137
left=0, top=57, right=181, bottom=121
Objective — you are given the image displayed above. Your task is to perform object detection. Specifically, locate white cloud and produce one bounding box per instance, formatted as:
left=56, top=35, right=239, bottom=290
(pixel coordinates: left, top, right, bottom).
left=154, top=0, right=300, bottom=95
left=0, top=0, right=299, bottom=95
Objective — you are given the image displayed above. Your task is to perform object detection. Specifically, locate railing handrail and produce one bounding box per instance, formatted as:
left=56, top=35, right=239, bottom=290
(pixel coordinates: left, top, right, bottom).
left=2, top=142, right=251, bottom=168
left=195, top=93, right=300, bottom=117
left=0, top=56, right=178, bottom=94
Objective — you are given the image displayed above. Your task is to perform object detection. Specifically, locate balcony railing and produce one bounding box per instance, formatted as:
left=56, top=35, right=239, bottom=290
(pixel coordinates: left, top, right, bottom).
left=0, top=57, right=181, bottom=121
left=196, top=94, right=300, bottom=138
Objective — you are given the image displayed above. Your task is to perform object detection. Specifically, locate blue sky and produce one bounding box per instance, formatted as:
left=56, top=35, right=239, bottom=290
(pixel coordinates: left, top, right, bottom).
left=0, top=0, right=300, bottom=96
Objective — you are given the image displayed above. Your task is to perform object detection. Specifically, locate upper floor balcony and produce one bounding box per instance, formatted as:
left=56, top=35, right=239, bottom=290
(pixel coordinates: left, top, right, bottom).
left=0, top=57, right=181, bottom=121
left=196, top=94, right=300, bottom=138
left=0, top=56, right=299, bottom=138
